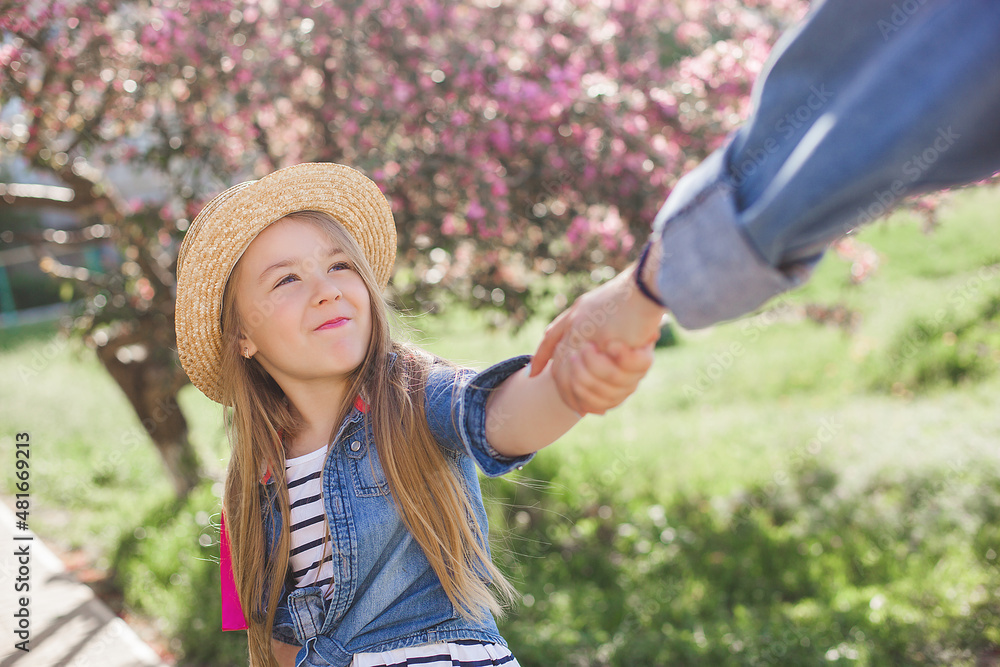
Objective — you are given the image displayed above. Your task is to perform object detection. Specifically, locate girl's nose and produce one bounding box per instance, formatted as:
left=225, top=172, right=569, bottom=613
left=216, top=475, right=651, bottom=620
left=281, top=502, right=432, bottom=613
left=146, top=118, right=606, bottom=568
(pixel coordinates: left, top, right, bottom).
left=314, top=273, right=343, bottom=304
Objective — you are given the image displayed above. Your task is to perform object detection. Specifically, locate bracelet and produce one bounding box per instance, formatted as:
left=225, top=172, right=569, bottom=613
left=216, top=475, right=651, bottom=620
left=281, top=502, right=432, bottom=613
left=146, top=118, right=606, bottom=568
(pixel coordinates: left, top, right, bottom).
left=635, top=240, right=667, bottom=308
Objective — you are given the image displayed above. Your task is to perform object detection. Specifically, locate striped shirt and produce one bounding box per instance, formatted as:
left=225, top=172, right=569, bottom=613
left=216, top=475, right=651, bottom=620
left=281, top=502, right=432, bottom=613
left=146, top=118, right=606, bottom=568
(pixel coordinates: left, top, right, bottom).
left=285, top=443, right=336, bottom=599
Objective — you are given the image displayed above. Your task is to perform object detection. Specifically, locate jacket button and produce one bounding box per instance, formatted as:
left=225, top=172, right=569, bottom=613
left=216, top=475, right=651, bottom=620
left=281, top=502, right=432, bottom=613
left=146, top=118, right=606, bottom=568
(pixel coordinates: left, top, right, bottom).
left=350, top=441, right=361, bottom=452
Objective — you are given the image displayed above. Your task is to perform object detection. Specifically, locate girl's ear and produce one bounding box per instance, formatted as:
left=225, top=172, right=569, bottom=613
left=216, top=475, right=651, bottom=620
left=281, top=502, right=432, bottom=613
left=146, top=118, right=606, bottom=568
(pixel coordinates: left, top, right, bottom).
left=238, top=332, right=258, bottom=359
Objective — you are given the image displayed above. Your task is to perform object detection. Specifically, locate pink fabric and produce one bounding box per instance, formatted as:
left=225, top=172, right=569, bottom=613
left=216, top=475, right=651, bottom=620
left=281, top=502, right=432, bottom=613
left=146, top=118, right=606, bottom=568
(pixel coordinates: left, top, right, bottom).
left=220, top=509, right=249, bottom=631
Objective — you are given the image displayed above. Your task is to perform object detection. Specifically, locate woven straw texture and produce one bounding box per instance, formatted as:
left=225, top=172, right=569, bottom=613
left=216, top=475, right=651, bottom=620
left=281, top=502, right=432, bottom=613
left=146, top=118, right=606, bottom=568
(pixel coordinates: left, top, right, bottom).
left=175, top=162, right=396, bottom=404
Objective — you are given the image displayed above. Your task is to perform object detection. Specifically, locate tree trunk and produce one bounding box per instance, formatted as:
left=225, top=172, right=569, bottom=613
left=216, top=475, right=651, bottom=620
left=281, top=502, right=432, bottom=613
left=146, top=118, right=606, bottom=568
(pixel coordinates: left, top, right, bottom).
left=92, top=325, right=202, bottom=498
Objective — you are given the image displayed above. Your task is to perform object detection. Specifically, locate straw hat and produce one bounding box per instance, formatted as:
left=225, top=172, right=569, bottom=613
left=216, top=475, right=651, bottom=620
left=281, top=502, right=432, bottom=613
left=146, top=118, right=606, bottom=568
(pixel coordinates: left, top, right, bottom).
left=175, top=162, right=396, bottom=404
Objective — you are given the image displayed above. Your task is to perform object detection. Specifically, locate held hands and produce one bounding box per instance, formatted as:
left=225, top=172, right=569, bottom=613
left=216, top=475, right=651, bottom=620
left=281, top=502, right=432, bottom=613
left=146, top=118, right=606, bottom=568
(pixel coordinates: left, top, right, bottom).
left=542, top=338, right=655, bottom=416
left=530, top=255, right=667, bottom=415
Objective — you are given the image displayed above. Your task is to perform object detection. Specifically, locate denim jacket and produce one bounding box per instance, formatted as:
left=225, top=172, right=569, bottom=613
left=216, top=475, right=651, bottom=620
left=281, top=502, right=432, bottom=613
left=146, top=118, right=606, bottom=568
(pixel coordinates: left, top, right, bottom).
left=220, top=354, right=534, bottom=667
left=651, top=0, right=1000, bottom=329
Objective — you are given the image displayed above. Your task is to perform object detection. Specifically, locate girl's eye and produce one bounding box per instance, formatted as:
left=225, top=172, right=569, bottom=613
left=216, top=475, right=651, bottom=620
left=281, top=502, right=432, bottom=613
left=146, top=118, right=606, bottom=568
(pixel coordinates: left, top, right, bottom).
left=329, top=261, right=351, bottom=272
left=275, top=274, right=298, bottom=288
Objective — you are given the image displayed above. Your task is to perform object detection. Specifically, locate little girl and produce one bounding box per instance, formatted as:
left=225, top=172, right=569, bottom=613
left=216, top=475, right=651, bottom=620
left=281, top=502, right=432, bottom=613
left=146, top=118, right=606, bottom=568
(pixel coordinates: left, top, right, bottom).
left=174, top=163, right=653, bottom=667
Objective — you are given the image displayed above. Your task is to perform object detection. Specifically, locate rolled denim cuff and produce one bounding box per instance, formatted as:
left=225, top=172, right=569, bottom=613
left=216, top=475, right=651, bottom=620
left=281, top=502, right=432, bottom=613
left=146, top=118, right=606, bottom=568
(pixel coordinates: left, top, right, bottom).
left=457, top=355, right=535, bottom=477
left=271, top=619, right=300, bottom=646
left=652, top=149, right=821, bottom=329
left=271, top=578, right=301, bottom=645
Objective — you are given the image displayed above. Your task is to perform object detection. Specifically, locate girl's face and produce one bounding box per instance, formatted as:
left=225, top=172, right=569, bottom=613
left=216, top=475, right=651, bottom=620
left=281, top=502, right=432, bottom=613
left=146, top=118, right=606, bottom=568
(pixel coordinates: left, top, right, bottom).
left=232, top=217, right=373, bottom=395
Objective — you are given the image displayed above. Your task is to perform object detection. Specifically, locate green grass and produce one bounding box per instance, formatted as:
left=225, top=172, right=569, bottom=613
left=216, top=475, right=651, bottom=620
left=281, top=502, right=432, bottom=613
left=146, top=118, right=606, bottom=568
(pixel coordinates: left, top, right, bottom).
left=2, top=185, right=1000, bottom=665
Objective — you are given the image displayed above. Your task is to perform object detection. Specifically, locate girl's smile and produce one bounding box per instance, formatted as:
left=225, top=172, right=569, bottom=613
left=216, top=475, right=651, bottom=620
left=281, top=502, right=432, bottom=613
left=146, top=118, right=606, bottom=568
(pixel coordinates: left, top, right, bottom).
left=315, top=317, right=349, bottom=330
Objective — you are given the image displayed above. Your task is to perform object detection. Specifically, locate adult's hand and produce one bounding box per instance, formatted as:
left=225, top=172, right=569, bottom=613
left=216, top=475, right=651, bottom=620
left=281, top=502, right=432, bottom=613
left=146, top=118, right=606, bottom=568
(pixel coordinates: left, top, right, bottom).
left=549, top=338, right=657, bottom=415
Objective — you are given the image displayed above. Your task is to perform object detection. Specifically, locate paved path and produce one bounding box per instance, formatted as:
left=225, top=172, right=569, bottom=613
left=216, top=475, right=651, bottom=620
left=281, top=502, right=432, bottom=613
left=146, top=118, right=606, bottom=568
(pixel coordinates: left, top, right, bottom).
left=0, top=501, right=169, bottom=667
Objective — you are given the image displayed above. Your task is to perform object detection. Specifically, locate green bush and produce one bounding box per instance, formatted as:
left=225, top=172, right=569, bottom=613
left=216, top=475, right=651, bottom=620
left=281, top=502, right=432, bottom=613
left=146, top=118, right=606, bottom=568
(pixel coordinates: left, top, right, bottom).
left=490, top=461, right=1000, bottom=667
left=868, top=288, right=1000, bottom=394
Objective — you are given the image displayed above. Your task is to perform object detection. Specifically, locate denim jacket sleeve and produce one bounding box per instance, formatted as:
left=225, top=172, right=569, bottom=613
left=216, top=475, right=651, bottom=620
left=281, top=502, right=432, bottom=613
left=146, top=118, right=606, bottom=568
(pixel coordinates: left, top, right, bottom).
left=652, top=0, right=1000, bottom=329
left=424, top=355, right=535, bottom=477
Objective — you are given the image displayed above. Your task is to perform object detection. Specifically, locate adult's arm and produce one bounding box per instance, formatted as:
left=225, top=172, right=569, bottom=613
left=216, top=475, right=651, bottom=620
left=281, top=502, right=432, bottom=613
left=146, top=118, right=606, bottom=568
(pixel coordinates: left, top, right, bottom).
left=532, top=0, right=1000, bottom=411
left=657, top=0, right=1000, bottom=329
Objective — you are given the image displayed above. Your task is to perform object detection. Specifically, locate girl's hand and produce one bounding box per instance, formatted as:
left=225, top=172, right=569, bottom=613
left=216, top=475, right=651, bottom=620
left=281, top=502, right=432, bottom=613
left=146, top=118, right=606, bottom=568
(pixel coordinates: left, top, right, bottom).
left=550, top=339, right=655, bottom=415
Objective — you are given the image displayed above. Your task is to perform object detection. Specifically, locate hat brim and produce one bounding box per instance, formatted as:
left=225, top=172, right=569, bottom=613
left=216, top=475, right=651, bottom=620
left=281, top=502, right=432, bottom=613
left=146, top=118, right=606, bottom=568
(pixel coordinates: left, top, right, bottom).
left=175, top=162, right=396, bottom=404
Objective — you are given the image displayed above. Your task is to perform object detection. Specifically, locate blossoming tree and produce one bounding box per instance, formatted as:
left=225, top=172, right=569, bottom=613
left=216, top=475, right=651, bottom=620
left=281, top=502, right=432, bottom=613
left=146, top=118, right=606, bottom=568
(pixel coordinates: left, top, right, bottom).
left=0, top=0, right=807, bottom=494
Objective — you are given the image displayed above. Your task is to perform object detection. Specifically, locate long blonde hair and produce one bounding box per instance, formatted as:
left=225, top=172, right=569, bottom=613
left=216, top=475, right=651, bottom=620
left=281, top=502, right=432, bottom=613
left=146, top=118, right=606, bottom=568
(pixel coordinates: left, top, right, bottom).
left=219, top=211, right=517, bottom=666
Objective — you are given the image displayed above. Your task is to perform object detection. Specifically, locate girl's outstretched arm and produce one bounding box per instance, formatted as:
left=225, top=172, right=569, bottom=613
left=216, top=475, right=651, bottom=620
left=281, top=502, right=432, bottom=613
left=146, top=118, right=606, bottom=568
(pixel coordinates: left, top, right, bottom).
left=485, top=341, right=653, bottom=457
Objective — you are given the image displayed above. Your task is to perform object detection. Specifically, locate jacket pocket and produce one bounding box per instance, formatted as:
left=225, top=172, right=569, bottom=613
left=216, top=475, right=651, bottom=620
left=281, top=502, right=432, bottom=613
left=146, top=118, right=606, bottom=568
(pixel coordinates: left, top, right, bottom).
left=344, top=429, right=390, bottom=497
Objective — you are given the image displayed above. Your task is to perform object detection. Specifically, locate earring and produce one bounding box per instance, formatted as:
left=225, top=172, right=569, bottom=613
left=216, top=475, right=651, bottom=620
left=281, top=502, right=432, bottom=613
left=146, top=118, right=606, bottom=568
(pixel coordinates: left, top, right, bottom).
left=242, top=348, right=250, bottom=359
